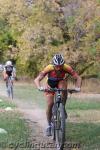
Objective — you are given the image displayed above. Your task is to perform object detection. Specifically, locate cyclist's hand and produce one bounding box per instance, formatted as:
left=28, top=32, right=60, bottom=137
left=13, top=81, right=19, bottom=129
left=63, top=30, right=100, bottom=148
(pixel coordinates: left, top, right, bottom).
left=38, top=86, right=45, bottom=91
left=74, top=87, right=81, bottom=92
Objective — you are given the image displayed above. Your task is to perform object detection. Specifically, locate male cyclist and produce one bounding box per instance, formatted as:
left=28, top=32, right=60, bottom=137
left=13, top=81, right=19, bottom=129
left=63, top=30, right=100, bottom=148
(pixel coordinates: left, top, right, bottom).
left=3, top=60, right=16, bottom=83
left=34, top=54, right=82, bottom=136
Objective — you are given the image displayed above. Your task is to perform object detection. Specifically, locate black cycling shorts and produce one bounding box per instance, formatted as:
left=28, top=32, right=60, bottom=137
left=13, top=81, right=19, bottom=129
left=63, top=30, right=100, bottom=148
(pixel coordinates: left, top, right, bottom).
left=47, top=79, right=63, bottom=88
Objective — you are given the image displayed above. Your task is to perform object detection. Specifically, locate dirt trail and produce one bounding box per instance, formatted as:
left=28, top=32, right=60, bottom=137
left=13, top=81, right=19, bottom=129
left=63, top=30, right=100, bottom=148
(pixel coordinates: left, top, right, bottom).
left=15, top=99, right=56, bottom=150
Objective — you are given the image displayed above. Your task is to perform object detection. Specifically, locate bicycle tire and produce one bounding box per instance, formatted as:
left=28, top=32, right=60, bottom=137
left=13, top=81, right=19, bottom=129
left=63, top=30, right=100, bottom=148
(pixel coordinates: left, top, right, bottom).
left=51, top=104, right=57, bottom=141
left=7, top=85, right=10, bottom=98
left=7, top=79, right=13, bottom=99
left=55, top=103, right=65, bottom=150
left=10, top=86, right=13, bottom=99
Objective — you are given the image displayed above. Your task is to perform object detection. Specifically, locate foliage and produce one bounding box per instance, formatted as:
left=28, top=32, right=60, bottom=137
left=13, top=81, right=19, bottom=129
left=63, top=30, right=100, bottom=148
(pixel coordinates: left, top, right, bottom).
left=0, top=0, right=99, bottom=78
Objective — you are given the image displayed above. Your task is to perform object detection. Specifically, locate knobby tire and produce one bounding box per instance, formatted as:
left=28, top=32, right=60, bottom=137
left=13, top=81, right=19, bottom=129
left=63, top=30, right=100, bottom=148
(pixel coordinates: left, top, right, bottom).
left=53, top=103, right=65, bottom=150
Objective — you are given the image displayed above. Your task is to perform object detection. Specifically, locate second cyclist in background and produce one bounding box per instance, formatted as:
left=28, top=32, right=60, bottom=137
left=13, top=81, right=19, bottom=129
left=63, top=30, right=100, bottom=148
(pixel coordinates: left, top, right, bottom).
left=3, top=60, right=16, bottom=84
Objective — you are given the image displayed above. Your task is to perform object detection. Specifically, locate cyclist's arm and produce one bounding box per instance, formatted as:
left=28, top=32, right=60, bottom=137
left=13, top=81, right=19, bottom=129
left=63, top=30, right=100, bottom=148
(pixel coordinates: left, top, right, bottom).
left=69, top=68, right=81, bottom=90
left=34, top=65, right=53, bottom=89
left=64, top=64, right=82, bottom=90
left=2, top=68, right=7, bottom=80
left=2, top=70, right=6, bottom=77
left=74, top=74, right=82, bottom=90
left=34, top=71, right=47, bottom=89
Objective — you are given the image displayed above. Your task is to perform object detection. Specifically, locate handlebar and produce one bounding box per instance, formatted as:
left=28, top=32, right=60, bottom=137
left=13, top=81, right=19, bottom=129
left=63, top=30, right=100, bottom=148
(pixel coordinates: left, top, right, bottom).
left=39, top=88, right=78, bottom=94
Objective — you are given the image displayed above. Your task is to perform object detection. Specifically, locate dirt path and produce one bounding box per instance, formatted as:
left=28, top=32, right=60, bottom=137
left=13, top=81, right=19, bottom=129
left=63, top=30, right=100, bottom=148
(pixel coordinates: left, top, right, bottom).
left=15, top=100, right=56, bottom=150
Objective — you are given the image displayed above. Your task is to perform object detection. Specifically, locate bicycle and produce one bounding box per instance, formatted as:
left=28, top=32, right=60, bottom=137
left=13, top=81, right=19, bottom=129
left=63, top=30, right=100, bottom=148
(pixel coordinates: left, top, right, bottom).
left=6, top=76, right=14, bottom=99
left=40, top=88, right=77, bottom=150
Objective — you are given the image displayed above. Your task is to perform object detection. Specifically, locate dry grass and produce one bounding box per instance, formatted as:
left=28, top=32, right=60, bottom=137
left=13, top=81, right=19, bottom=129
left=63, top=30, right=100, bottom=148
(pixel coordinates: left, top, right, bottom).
left=81, top=78, right=100, bottom=93
left=68, top=78, right=100, bottom=93
left=68, top=110, right=100, bottom=123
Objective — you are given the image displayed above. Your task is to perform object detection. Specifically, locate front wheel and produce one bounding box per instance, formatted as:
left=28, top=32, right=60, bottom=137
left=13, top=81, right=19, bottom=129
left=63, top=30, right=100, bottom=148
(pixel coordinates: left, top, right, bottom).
left=55, top=103, right=66, bottom=150
left=10, top=86, right=13, bottom=99
left=7, top=81, right=13, bottom=99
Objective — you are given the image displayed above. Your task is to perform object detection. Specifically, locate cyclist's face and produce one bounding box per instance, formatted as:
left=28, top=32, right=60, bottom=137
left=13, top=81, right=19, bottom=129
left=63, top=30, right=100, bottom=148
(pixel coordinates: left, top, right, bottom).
left=54, top=65, right=63, bottom=70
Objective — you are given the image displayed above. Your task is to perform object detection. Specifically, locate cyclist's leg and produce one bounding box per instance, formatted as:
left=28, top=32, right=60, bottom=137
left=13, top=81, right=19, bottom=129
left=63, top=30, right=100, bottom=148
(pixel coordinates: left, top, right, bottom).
left=6, top=80, right=8, bottom=89
left=5, top=77, right=10, bottom=97
left=44, top=83, right=54, bottom=136
left=3, top=73, right=8, bottom=81
left=4, top=75, right=8, bottom=89
left=3, top=73, right=9, bottom=88
left=10, top=76, right=14, bottom=84
left=45, top=81, right=57, bottom=125
left=45, top=93, right=54, bottom=136
left=45, top=93, right=54, bottom=126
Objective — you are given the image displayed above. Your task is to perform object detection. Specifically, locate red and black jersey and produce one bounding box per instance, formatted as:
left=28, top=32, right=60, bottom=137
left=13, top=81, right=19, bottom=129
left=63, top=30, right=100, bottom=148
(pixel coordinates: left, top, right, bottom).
left=41, top=64, right=78, bottom=81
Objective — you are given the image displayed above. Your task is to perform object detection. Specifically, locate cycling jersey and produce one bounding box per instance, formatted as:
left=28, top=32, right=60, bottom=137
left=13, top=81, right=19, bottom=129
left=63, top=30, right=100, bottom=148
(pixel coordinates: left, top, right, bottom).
left=41, top=64, right=78, bottom=81
left=4, top=66, right=16, bottom=77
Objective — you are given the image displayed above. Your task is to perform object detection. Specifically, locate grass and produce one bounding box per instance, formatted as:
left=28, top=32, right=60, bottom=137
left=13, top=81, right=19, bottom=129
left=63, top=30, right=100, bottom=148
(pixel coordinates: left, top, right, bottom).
left=0, top=96, right=32, bottom=150
left=66, top=122, right=100, bottom=150
left=0, top=111, right=31, bottom=150
left=14, top=84, right=47, bottom=108
left=0, top=98, right=16, bottom=108
left=66, top=98, right=100, bottom=110
left=0, top=97, right=35, bottom=150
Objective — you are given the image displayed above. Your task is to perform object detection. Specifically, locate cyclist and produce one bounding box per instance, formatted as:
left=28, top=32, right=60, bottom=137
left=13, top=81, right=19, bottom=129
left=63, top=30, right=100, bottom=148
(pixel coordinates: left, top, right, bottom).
left=3, top=60, right=16, bottom=83
left=34, top=54, right=82, bottom=136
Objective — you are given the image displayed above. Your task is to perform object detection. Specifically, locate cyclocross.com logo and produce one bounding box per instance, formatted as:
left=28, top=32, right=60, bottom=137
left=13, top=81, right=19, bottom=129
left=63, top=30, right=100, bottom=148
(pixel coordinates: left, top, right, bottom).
left=0, top=140, right=81, bottom=149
